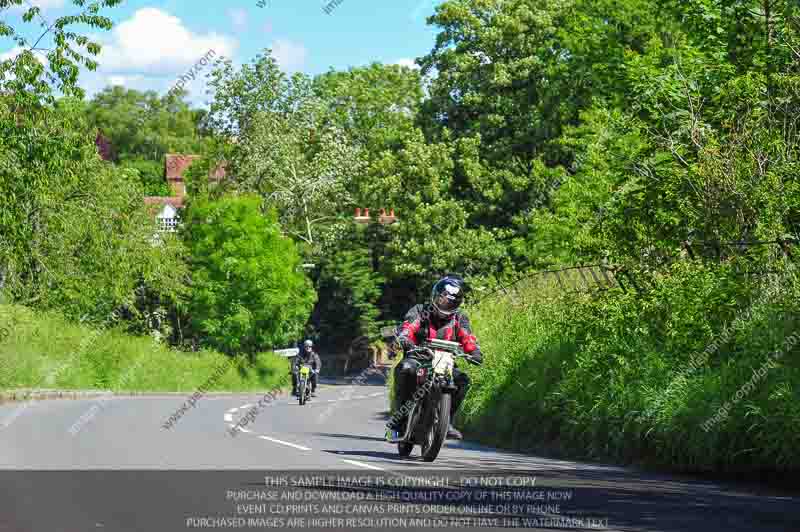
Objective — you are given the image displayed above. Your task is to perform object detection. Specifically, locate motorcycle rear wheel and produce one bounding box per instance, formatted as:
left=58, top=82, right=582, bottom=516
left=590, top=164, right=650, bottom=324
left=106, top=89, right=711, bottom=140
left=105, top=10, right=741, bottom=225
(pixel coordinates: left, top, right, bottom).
left=421, top=393, right=450, bottom=462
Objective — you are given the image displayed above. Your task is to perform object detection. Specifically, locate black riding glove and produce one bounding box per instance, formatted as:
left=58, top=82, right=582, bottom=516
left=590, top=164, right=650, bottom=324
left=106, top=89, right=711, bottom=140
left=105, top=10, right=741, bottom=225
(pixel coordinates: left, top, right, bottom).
left=466, top=349, right=483, bottom=365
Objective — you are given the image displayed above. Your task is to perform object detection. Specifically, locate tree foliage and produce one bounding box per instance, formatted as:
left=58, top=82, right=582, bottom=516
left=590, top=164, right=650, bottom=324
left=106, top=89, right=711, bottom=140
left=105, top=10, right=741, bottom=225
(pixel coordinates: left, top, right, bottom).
left=84, top=86, right=207, bottom=164
left=0, top=0, right=185, bottom=327
left=181, top=195, right=316, bottom=356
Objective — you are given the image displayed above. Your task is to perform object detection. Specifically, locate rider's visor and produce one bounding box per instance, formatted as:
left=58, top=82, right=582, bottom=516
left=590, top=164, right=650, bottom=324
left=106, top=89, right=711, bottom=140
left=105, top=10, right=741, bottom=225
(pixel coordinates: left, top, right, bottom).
left=434, top=293, right=459, bottom=315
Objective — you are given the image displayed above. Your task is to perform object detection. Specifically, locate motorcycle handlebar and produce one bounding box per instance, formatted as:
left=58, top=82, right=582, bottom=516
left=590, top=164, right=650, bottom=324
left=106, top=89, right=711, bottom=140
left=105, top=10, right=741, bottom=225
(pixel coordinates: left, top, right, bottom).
left=407, top=345, right=481, bottom=365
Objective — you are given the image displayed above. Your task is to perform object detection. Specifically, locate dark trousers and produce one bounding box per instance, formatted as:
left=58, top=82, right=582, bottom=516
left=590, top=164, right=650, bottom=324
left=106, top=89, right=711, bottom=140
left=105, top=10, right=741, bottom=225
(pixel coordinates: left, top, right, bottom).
left=292, top=372, right=317, bottom=393
left=392, top=357, right=470, bottom=423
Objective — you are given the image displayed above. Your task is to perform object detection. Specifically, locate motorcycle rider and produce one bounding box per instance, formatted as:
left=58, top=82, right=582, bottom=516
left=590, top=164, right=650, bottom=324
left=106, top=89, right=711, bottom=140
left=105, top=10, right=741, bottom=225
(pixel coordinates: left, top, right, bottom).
left=388, top=275, right=483, bottom=440
left=292, top=339, right=321, bottom=397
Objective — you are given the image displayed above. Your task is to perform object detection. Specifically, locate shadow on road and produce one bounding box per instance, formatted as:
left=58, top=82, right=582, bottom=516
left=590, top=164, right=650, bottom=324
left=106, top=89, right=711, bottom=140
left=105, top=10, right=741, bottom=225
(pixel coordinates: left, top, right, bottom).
left=312, top=432, right=387, bottom=443
left=323, top=448, right=425, bottom=464
left=272, top=465, right=800, bottom=531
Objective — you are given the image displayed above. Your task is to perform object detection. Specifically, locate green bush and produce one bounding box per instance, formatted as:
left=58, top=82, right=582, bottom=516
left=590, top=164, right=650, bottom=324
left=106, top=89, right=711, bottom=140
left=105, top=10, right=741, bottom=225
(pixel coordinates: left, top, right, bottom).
left=120, top=159, right=172, bottom=197
left=181, top=194, right=317, bottom=356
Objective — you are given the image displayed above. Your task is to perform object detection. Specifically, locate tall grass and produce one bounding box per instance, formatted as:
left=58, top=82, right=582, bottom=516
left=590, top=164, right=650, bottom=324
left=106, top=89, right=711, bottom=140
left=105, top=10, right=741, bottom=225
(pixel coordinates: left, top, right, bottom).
left=459, top=261, right=800, bottom=473
left=0, top=304, right=289, bottom=392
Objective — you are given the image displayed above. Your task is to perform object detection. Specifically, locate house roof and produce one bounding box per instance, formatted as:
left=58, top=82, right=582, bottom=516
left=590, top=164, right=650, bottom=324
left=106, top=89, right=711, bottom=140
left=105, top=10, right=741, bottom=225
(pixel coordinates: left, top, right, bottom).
left=144, top=196, right=185, bottom=215
left=144, top=196, right=184, bottom=207
left=164, top=153, right=227, bottom=183
left=165, top=154, right=200, bottom=181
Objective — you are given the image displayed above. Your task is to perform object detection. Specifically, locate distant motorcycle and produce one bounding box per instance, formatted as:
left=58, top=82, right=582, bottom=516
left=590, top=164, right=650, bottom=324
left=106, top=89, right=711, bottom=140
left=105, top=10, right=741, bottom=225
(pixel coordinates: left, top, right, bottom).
left=387, top=338, right=480, bottom=462
left=297, top=364, right=316, bottom=406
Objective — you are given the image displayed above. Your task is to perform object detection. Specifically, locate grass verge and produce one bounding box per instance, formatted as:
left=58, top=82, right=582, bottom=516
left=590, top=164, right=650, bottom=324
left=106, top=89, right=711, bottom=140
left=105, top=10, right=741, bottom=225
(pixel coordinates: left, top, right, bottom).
left=0, top=304, right=289, bottom=392
left=458, top=260, right=800, bottom=474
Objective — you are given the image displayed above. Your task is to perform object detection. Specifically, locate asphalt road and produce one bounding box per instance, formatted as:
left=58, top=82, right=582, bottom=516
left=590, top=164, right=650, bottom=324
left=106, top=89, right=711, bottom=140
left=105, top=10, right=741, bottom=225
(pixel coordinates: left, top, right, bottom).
left=1, top=374, right=798, bottom=531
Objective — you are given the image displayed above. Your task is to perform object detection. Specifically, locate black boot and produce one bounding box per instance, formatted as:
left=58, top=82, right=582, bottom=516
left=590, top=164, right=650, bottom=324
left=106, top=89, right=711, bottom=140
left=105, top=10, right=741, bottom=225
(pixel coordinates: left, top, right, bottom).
left=446, top=424, right=463, bottom=440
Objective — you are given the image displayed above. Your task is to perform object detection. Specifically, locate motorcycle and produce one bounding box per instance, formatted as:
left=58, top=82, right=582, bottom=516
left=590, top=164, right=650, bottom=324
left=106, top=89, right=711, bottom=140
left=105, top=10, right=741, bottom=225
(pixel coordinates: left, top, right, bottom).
left=297, top=364, right=316, bottom=406
left=386, top=338, right=480, bottom=462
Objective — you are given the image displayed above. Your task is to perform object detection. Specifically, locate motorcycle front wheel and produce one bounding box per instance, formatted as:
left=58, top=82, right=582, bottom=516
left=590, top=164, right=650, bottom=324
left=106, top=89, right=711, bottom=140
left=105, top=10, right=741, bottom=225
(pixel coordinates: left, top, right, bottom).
left=299, top=380, right=306, bottom=406
left=421, top=393, right=450, bottom=462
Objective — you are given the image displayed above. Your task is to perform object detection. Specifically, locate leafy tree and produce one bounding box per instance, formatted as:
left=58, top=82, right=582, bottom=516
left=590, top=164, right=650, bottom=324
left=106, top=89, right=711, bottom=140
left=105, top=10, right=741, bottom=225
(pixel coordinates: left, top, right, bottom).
left=205, top=50, right=363, bottom=252
left=181, top=194, right=316, bottom=356
left=0, top=0, right=122, bottom=105
left=0, top=0, right=186, bottom=324
left=120, top=159, right=172, bottom=196
left=205, top=50, right=308, bottom=139
left=236, top=104, right=363, bottom=249
left=0, top=96, right=188, bottom=322
left=312, top=230, right=385, bottom=352
left=85, top=86, right=207, bottom=163
left=417, top=0, right=665, bottom=234
left=313, top=62, right=424, bottom=155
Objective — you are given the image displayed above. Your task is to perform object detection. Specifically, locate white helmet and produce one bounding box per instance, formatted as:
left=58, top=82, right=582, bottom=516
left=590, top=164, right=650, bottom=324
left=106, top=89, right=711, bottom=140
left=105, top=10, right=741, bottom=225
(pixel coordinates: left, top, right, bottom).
left=304, top=339, right=313, bottom=348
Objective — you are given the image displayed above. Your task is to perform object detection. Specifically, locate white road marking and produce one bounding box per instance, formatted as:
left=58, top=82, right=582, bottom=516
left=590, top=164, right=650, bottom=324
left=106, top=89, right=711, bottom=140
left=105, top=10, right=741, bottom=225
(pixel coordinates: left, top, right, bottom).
left=341, top=459, right=384, bottom=471
left=226, top=407, right=240, bottom=414
left=224, top=413, right=234, bottom=422
left=258, top=435, right=311, bottom=451
left=241, top=404, right=254, bottom=409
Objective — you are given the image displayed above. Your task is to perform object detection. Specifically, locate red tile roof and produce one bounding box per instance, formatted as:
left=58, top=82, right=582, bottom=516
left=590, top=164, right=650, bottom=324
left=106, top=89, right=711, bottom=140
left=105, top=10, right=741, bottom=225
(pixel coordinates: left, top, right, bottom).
left=164, top=154, right=227, bottom=184
left=144, top=196, right=185, bottom=213
left=165, top=154, right=200, bottom=181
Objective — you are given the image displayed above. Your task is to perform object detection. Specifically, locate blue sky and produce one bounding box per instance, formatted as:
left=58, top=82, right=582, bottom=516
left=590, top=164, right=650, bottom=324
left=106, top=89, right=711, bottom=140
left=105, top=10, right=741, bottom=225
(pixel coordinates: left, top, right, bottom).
left=1, top=0, right=443, bottom=106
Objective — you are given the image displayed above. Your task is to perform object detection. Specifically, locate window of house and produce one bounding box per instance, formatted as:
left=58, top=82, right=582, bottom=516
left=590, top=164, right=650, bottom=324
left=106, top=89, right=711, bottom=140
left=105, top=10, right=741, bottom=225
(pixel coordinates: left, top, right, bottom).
left=156, top=205, right=180, bottom=232
left=159, top=216, right=179, bottom=232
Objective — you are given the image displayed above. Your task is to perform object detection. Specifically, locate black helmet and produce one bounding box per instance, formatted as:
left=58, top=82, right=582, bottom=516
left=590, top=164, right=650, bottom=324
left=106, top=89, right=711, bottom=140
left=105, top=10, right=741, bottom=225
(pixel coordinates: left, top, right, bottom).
left=430, top=275, right=465, bottom=317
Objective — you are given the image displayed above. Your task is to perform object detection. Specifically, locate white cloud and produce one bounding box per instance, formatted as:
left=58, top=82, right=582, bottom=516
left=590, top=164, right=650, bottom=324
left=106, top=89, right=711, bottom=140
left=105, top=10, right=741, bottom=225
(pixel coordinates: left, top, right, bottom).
left=7, top=0, right=66, bottom=11
left=228, top=8, right=248, bottom=30
left=0, top=46, right=48, bottom=84
left=0, top=48, right=22, bottom=62
left=270, top=39, right=307, bottom=72
left=97, top=8, right=237, bottom=76
left=393, top=58, right=420, bottom=70
left=28, top=0, right=65, bottom=7
left=107, top=74, right=145, bottom=87
left=0, top=46, right=48, bottom=65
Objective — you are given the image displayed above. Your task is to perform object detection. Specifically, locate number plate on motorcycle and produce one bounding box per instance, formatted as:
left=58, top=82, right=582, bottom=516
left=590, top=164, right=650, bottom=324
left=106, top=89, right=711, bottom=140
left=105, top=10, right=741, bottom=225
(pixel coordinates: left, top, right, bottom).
left=432, top=350, right=454, bottom=375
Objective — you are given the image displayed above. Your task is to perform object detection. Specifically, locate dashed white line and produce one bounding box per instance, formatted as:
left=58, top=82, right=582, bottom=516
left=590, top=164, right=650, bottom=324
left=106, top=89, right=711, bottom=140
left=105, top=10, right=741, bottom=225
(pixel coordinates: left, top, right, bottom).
left=258, top=435, right=311, bottom=451
left=341, top=459, right=384, bottom=471
left=224, top=413, right=234, bottom=422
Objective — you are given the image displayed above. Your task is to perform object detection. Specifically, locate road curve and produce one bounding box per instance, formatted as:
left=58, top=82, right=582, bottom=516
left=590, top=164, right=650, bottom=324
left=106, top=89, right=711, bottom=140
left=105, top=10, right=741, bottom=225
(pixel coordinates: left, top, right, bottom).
left=0, top=376, right=798, bottom=531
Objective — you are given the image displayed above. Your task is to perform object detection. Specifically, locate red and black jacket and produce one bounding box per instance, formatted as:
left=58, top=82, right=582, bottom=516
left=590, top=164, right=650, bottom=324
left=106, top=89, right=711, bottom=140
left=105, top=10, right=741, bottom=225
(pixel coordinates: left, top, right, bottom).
left=397, top=304, right=482, bottom=360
